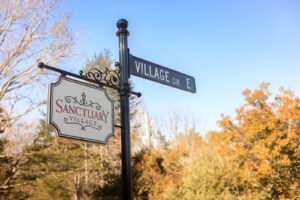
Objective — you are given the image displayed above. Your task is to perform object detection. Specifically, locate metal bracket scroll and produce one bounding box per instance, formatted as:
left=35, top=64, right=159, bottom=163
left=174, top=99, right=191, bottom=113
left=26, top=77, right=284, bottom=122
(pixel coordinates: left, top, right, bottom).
left=79, top=62, right=121, bottom=87
left=38, top=62, right=141, bottom=97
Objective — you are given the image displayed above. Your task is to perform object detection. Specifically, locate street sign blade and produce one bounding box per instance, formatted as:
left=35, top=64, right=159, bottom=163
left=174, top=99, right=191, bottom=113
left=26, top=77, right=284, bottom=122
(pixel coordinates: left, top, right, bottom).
left=130, top=55, right=196, bottom=93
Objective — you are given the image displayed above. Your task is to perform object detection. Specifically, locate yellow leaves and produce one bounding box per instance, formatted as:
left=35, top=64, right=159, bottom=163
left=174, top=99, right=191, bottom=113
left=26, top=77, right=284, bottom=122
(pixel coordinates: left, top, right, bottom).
left=235, top=147, right=248, bottom=157
left=278, top=138, right=289, bottom=147
left=242, top=83, right=271, bottom=108
left=256, top=161, right=274, bottom=177
left=242, top=88, right=251, bottom=97
left=206, top=83, right=300, bottom=199
left=239, top=162, right=257, bottom=184
left=253, top=90, right=266, bottom=101
left=257, top=149, right=269, bottom=160
left=259, top=82, right=271, bottom=91
left=236, top=106, right=245, bottom=121
left=218, top=114, right=233, bottom=129
left=279, top=155, right=291, bottom=166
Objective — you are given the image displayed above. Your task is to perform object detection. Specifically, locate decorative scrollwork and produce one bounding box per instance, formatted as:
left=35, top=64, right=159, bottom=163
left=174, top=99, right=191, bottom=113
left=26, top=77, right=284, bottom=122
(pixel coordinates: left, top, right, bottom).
left=64, top=96, right=101, bottom=110
left=79, top=62, right=120, bottom=86
left=64, top=118, right=102, bottom=131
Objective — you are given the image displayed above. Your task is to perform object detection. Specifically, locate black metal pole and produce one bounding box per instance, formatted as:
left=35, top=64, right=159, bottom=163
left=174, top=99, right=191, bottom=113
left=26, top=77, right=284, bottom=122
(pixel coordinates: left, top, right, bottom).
left=116, top=19, right=131, bottom=200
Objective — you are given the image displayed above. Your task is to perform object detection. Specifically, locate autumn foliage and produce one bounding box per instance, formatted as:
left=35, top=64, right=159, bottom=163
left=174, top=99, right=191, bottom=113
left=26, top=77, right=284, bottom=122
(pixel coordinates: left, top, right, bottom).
left=0, top=82, right=299, bottom=199
left=207, top=83, right=299, bottom=199
left=133, top=83, right=299, bottom=199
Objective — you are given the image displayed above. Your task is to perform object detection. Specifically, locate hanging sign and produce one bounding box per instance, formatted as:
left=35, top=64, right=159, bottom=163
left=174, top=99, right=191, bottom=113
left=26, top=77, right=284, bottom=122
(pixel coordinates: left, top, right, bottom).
left=47, top=76, right=114, bottom=144
left=130, top=55, right=196, bottom=93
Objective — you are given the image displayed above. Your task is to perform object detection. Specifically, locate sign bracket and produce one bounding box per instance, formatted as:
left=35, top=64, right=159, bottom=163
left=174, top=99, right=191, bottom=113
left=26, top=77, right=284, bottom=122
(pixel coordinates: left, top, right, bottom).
left=38, top=62, right=142, bottom=97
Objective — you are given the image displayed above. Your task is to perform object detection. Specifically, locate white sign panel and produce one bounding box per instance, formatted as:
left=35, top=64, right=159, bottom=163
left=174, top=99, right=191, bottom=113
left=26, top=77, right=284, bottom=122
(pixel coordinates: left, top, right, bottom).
left=47, top=76, right=114, bottom=144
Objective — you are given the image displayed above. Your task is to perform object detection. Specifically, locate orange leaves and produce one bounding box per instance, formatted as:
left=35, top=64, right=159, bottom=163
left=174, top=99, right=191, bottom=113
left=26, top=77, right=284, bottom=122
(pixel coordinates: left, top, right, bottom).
left=279, top=155, right=291, bottom=166
left=134, top=83, right=298, bottom=199
left=278, top=138, right=289, bottom=147
left=235, top=147, right=248, bottom=157
left=207, top=83, right=300, bottom=199
left=242, top=82, right=271, bottom=109
left=134, top=130, right=206, bottom=199
left=256, top=147, right=269, bottom=160
left=256, top=161, right=274, bottom=177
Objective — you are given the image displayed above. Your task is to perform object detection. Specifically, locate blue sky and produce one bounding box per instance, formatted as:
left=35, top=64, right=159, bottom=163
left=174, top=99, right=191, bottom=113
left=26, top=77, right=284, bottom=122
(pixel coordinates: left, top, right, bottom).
left=58, top=0, right=300, bottom=134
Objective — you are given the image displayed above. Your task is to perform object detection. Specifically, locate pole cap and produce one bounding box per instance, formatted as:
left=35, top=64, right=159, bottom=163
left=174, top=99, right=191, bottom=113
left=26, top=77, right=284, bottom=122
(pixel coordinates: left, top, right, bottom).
left=116, top=19, right=130, bottom=36
left=117, top=19, right=128, bottom=29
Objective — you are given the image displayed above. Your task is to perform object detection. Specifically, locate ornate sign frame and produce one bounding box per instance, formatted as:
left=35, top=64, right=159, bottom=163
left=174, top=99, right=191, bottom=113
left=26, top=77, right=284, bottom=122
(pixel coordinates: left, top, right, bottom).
left=47, top=76, right=114, bottom=144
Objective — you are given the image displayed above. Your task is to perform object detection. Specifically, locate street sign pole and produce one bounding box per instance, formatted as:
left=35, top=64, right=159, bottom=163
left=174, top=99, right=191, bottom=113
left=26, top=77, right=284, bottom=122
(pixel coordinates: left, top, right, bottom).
left=40, top=18, right=195, bottom=200
left=117, top=19, right=131, bottom=200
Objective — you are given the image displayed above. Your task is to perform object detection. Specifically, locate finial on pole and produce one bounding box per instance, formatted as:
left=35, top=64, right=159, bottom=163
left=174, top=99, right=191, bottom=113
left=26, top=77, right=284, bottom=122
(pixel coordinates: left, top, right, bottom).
left=116, top=19, right=130, bottom=36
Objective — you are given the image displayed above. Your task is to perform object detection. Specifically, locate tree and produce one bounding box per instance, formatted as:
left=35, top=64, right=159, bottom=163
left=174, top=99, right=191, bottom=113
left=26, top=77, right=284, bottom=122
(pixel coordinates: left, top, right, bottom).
left=1, top=118, right=103, bottom=200
left=0, top=0, right=79, bottom=133
left=134, top=129, right=204, bottom=199
left=207, top=83, right=299, bottom=199
left=164, top=145, right=270, bottom=200
left=0, top=1, right=80, bottom=197
left=21, top=119, right=88, bottom=200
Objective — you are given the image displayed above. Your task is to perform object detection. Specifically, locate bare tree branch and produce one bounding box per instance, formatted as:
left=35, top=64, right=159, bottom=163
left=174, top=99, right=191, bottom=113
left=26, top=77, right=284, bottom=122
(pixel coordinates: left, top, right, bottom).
left=0, top=0, right=81, bottom=131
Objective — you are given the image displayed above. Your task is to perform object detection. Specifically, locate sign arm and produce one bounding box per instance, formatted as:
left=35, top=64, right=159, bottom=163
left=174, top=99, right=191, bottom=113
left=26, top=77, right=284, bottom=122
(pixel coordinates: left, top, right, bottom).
left=38, top=62, right=141, bottom=97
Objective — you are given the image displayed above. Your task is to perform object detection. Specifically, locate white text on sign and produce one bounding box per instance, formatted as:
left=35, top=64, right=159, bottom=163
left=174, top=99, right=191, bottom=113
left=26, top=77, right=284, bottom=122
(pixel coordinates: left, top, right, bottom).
left=130, top=55, right=196, bottom=93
